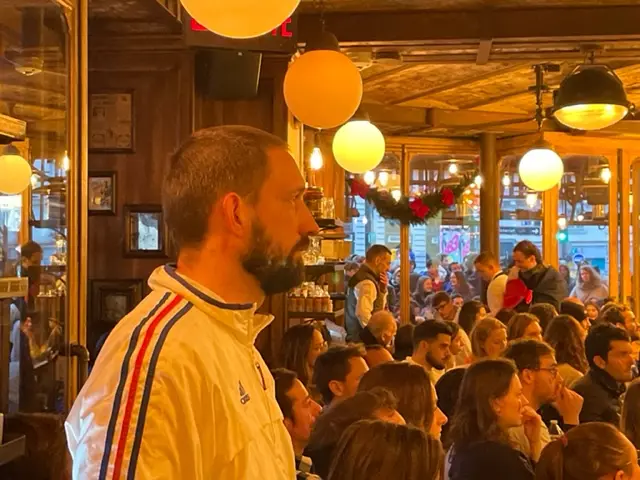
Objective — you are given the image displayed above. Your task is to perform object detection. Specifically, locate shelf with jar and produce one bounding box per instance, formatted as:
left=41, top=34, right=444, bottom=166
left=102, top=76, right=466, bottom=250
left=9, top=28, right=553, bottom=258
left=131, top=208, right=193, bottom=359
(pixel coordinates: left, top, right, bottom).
left=287, top=281, right=344, bottom=320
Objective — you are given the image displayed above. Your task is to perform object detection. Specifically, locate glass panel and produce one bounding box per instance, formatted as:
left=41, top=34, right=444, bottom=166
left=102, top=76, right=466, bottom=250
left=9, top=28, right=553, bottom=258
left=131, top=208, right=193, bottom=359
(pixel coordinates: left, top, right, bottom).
left=0, top=5, right=69, bottom=414
left=408, top=154, right=480, bottom=321
left=558, top=155, right=610, bottom=301
left=499, top=155, right=542, bottom=270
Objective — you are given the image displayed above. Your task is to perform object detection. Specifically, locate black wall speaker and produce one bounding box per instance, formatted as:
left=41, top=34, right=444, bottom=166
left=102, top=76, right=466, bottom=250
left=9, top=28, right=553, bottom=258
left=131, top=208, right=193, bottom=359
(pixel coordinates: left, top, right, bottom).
left=195, top=49, right=262, bottom=100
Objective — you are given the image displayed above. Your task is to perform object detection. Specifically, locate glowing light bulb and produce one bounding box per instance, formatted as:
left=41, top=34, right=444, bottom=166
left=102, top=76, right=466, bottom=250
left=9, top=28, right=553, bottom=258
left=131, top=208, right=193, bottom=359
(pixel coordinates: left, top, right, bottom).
left=557, top=216, right=568, bottom=229
left=309, top=147, right=323, bottom=170
left=363, top=171, right=376, bottom=185
left=474, top=174, right=483, bottom=186
left=378, top=171, right=389, bottom=187
left=62, top=151, right=70, bottom=171
left=448, top=163, right=459, bottom=175
left=600, top=167, right=612, bottom=184
left=30, top=174, right=39, bottom=189
left=577, top=214, right=585, bottom=222
left=502, top=174, right=511, bottom=187
left=525, top=192, right=538, bottom=208
left=391, top=189, right=402, bottom=202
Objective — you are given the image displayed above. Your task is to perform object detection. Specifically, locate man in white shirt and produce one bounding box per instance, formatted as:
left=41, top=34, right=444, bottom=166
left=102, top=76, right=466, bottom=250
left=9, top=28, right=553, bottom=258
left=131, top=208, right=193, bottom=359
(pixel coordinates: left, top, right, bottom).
left=474, top=252, right=508, bottom=314
left=406, top=320, right=453, bottom=386
left=345, top=245, right=391, bottom=342
left=66, top=126, right=317, bottom=479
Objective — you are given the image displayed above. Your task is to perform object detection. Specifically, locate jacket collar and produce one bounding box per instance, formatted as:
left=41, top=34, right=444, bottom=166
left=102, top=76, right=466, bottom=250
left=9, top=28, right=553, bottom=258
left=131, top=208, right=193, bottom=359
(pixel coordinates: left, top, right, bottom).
left=589, top=366, right=626, bottom=398
left=148, top=264, right=273, bottom=344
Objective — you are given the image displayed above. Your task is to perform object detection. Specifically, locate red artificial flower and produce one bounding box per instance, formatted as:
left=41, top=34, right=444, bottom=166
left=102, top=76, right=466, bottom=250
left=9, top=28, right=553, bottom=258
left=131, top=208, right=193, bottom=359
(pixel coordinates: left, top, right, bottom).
left=441, top=188, right=455, bottom=206
left=409, top=197, right=431, bottom=219
left=350, top=179, right=370, bottom=199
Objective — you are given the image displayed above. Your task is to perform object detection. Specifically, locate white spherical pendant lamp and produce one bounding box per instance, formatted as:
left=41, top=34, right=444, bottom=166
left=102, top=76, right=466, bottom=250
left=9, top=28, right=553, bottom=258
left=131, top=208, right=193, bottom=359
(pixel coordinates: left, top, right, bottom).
left=333, top=119, right=385, bottom=174
left=0, top=145, right=32, bottom=194
left=284, top=31, right=362, bottom=130
left=181, top=0, right=300, bottom=39
left=518, top=142, right=564, bottom=192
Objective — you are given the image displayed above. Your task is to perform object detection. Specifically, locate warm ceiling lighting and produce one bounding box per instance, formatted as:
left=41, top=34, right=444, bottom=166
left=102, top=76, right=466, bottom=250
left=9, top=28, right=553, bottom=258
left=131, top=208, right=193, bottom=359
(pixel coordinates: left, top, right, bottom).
left=518, top=141, right=564, bottom=192
left=333, top=118, right=385, bottom=174
left=448, top=162, right=459, bottom=175
left=0, top=145, right=31, bottom=194
left=600, top=167, right=612, bottom=184
left=474, top=174, right=483, bottom=187
left=363, top=171, right=376, bottom=185
left=391, top=189, right=402, bottom=201
left=502, top=174, right=511, bottom=187
left=378, top=171, right=389, bottom=187
left=525, top=192, right=538, bottom=208
left=557, top=216, right=568, bottom=229
left=553, top=65, right=630, bottom=131
left=309, top=146, right=323, bottom=170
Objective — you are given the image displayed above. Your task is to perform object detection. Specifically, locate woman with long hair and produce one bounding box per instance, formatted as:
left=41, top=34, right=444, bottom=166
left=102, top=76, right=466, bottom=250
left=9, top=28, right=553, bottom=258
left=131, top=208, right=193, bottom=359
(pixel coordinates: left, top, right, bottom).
left=621, top=379, right=640, bottom=450
left=558, top=264, right=575, bottom=293
left=536, top=422, right=640, bottom=480
left=570, top=265, right=609, bottom=304
left=358, top=362, right=448, bottom=439
left=278, top=323, right=327, bottom=388
left=448, top=271, right=475, bottom=302
left=412, top=276, right=435, bottom=318
left=458, top=300, right=487, bottom=336
left=544, top=315, right=588, bottom=388
left=447, top=359, right=540, bottom=480
left=507, top=313, right=543, bottom=342
left=585, top=300, right=600, bottom=324
left=327, top=420, right=443, bottom=480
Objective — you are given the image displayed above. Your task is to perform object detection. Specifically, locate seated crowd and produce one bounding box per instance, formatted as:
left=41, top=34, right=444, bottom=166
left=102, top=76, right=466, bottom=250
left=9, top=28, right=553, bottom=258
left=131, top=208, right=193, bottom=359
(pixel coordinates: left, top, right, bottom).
left=272, top=240, right=640, bottom=480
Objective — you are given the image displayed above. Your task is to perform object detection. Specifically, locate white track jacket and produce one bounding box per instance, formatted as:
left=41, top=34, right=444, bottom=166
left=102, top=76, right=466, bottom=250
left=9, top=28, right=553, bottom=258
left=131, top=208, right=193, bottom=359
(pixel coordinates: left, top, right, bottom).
left=66, top=265, right=295, bottom=479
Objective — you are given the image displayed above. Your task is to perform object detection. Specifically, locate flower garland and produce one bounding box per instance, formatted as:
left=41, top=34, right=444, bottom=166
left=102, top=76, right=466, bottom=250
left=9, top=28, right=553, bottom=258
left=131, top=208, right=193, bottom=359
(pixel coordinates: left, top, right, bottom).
left=348, top=172, right=477, bottom=225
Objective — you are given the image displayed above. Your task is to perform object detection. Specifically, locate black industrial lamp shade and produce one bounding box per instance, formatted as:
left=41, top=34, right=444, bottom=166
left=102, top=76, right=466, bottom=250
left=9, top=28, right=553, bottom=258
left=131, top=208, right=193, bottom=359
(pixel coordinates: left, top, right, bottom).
left=553, top=65, right=630, bottom=130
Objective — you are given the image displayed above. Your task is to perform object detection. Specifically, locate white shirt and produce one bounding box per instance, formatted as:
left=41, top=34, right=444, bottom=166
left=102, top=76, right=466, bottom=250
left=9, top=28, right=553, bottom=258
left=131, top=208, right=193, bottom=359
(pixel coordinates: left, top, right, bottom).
left=66, top=265, right=295, bottom=480
left=354, top=279, right=387, bottom=328
left=487, top=271, right=508, bottom=314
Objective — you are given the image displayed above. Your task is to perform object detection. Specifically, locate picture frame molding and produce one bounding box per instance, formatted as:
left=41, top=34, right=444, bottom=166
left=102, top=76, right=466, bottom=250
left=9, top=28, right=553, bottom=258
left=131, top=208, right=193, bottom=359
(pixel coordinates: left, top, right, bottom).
left=88, top=90, right=136, bottom=153
left=123, top=204, right=168, bottom=258
left=88, top=170, right=117, bottom=216
left=90, top=279, right=144, bottom=325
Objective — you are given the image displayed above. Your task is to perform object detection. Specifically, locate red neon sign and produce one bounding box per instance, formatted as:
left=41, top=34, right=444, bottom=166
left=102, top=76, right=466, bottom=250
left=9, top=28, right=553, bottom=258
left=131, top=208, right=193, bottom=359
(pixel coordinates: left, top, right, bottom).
left=190, top=18, right=293, bottom=38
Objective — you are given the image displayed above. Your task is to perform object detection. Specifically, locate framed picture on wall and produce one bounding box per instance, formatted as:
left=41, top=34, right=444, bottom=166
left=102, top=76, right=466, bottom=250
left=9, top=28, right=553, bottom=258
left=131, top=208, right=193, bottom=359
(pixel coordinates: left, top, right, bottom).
left=91, top=279, right=144, bottom=324
left=124, top=204, right=168, bottom=258
left=89, top=91, right=135, bottom=152
left=88, top=171, right=116, bottom=215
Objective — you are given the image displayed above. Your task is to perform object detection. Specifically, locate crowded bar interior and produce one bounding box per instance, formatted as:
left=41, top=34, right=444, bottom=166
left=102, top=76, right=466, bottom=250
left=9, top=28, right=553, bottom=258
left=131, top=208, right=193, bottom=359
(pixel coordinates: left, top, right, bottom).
left=3, top=0, right=640, bottom=478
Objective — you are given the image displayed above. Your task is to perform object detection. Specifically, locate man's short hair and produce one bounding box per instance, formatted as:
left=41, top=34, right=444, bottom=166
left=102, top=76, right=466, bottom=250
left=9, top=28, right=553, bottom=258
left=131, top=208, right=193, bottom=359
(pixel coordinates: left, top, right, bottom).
left=272, top=368, right=298, bottom=421
left=368, top=311, right=396, bottom=339
left=313, top=345, right=365, bottom=405
left=432, top=291, right=451, bottom=308
left=365, top=245, right=391, bottom=263
left=474, top=251, right=499, bottom=266
left=600, top=304, right=628, bottom=327
left=585, top=323, right=631, bottom=369
left=504, top=339, right=555, bottom=372
left=413, top=320, right=452, bottom=349
left=20, top=241, right=42, bottom=259
left=162, top=125, right=287, bottom=251
left=513, top=241, right=543, bottom=264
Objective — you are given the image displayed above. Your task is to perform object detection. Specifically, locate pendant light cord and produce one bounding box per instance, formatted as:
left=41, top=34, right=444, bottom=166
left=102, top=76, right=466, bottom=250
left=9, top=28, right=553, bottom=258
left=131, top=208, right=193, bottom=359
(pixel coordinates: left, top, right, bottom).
left=533, top=64, right=545, bottom=131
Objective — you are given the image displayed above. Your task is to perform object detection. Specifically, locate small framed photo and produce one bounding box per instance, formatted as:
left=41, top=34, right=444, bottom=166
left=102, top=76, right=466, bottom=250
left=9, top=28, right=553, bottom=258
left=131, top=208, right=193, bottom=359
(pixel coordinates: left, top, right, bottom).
left=89, top=91, right=135, bottom=153
left=88, top=171, right=117, bottom=215
left=91, top=279, right=144, bottom=324
left=124, top=204, right=168, bottom=258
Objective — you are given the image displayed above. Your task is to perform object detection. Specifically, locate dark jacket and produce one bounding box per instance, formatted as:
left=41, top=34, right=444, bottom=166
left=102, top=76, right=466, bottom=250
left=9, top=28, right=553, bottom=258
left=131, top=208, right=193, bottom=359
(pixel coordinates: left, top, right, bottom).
left=448, top=440, right=534, bottom=480
left=345, top=265, right=384, bottom=342
left=519, top=264, right=567, bottom=310
left=359, top=326, right=383, bottom=347
left=571, top=367, right=625, bottom=426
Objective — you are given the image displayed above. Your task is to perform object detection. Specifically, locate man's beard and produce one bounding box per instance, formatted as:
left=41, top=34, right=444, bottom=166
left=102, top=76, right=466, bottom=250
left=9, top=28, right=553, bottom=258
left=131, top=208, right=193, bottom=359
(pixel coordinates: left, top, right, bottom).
left=241, top=221, right=310, bottom=296
left=426, top=351, right=447, bottom=371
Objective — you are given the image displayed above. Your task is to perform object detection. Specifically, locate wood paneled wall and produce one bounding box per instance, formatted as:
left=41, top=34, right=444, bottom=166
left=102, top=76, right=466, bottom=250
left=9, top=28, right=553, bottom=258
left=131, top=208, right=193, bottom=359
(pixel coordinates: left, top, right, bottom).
left=87, top=45, right=193, bottom=354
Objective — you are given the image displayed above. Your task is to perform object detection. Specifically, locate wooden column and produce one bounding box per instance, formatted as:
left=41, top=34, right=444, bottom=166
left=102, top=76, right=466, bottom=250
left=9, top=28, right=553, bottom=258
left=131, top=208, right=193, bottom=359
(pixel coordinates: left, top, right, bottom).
left=541, top=186, right=559, bottom=268
left=399, top=145, right=411, bottom=325
left=632, top=160, right=640, bottom=318
left=608, top=153, right=620, bottom=298
left=620, top=149, right=632, bottom=303
left=479, top=133, right=499, bottom=255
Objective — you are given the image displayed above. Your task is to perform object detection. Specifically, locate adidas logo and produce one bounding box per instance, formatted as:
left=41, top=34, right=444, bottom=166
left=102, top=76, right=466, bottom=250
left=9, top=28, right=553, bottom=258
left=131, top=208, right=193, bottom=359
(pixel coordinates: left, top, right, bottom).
left=239, top=381, right=251, bottom=405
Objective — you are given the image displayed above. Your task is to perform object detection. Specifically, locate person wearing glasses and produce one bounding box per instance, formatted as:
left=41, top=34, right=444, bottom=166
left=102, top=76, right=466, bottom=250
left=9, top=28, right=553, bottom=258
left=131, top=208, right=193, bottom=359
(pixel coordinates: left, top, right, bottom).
left=432, top=291, right=460, bottom=323
left=504, top=339, right=584, bottom=458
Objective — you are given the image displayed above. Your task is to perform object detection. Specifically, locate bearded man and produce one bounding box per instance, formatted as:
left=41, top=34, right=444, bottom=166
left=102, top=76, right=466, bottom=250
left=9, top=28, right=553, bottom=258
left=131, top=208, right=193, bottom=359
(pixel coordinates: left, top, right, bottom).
left=66, top=126, right=318, bottom=479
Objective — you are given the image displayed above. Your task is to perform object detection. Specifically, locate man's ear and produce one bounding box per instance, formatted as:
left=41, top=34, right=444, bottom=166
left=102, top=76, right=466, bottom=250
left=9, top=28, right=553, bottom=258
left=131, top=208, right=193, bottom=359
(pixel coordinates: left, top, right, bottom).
left=520, top=369, right=535, bottom=386
left=329, top=380, right=345, bottom=399
left=283, top=417, right=294, bottom=435
left=219, top=192, right=249, bottom=236
left=593, top=354, right=607, bottom=370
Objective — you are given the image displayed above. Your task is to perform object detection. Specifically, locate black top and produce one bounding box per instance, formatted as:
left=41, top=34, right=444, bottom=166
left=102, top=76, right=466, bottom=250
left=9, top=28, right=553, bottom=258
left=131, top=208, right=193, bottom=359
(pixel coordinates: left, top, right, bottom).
left=448, top=440, right=535, bottom=480
left=572, top=367, right=625, bottom=426
left=518, top=264, right=567, bottom=310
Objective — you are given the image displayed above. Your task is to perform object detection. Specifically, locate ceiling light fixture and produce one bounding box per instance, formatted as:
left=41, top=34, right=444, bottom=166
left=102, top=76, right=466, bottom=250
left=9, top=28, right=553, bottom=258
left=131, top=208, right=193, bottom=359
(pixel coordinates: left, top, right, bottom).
left=553, top=64, right=630, bottom=131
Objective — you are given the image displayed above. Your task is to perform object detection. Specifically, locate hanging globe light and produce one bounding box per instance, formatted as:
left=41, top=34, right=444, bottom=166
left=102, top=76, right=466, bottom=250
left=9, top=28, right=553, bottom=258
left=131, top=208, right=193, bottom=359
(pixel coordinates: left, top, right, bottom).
left=180, top=0, right=300, bottom=39
left=284, top=30, right=362, bottom=130
left=553, top=65, right=630, bottom=131
left=0, top=145, right=31, bottom=194
left=333, top=113, right=385, bottom=174
left=518, top=140, right=564, bottom=192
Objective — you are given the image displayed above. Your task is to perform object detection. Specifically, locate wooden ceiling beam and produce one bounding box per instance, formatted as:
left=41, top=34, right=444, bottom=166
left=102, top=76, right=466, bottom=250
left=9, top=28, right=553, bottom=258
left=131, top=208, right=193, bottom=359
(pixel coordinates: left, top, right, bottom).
left=390, top=63, right=529, bottom=105
left=299, top=6, right=640, bottom=46
left=363, top=64, right=416, bottom=85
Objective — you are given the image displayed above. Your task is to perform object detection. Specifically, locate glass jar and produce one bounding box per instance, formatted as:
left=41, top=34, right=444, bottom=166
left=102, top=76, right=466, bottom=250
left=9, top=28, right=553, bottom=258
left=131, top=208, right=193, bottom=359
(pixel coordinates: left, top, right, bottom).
left=304, top=186, right=324, bottom=218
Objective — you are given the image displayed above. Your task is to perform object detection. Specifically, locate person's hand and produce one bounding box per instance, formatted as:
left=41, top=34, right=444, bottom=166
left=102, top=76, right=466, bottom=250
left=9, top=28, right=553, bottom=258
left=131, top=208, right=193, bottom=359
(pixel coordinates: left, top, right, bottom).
left=379, top=272, right=389, bottom=287
left=553, top=385, right=583, bottom=426
left=522, top=406, right=543, bottom=462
